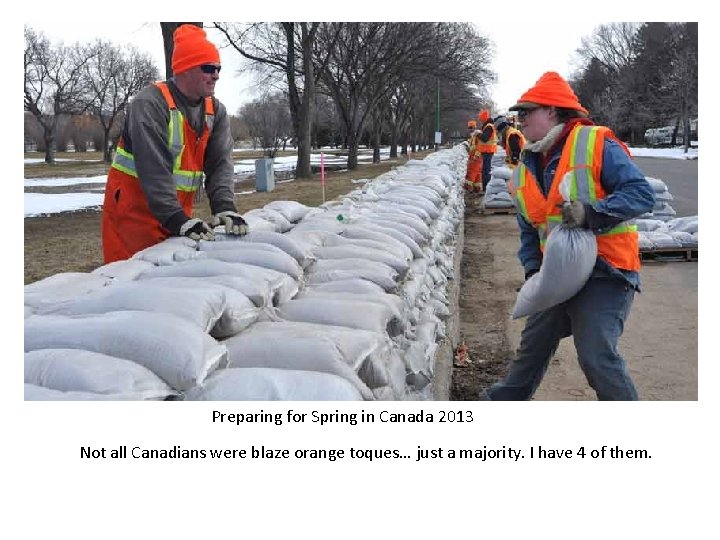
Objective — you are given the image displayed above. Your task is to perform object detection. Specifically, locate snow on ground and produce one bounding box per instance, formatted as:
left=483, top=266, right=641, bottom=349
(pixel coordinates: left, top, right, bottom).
left=23, top=146, right=697, bottom=217
left=24, top=158, right=103, bottom=164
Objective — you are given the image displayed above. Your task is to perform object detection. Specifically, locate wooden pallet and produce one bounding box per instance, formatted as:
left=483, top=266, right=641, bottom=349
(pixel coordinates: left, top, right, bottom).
left=640, top=247, right=698, bottom=262
left=481, top=206, right=516, bottom=215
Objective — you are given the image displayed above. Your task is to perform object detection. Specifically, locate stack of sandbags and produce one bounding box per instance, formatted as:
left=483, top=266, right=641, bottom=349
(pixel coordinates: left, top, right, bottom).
left=640, top=177, right=677, bottom=221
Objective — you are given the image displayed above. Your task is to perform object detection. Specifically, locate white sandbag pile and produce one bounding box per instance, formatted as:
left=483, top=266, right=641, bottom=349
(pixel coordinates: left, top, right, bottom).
left=482, top=167, right=515, bottom=210
left=640, top=177, right=677, bottom=221
left=24, top=145, right=468, bottom=401
left=636, top=215, right=698, bottom=250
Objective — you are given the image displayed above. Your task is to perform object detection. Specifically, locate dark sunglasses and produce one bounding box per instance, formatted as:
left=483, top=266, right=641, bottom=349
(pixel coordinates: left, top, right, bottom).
left=199, top=64, right=222, bottom=74
left=517, top=107, right=539, bottom=120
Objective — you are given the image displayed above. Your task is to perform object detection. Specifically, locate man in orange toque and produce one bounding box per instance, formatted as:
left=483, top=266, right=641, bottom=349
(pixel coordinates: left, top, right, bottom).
left=101, top=24, right=248, bottom=263
left=482, top=72, right=654, bottom=401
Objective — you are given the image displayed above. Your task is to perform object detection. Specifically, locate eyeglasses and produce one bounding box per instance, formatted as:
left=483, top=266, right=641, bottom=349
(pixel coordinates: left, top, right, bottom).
left=199, top=64, right=222, bottom=75
left=517, top=107, right=539, bottom=120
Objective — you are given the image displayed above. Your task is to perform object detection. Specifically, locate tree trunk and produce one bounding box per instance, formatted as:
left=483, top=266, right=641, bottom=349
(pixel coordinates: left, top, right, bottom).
left=161, top=22, right=202, bottom=80
left=103, top=128, right=113, bottom=163
left=372, top=121, right=382, bottom=163
left=347, top=131, right=359, bottom=169
left=284, top=23, right=315, bottom=180
left=389, top=124, right=398, bottom=158
left=43, top=124, right=55, bottom=164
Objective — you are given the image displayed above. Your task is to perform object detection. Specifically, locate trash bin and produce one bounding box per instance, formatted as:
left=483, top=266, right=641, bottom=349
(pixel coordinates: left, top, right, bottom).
left=255, top=158, right=275, bottom=192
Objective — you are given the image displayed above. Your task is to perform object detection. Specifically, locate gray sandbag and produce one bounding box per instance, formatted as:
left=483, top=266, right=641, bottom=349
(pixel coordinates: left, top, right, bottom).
left=91, top=259, right=156, bottom=281
left=185, top=367, right=364, bottom=401
left=243, top=208, right=293, bottom=232
left=223, top=321, right=390, bottom=399
left=24, top=272, right=113, bottom=310
left=305, top=278, right=386, bottom=295
left=35, top=281, right=226, bottom=334
left=25, top=383, right=138, bottom=401
left=136, top=259, right=298, bottom=306
left=306, top=258, right=399, bottom=292
left=25, top=349, right=176, bottom=400
left=511, top=225, right=597, bottom=319
left=313, top=245, right=409, bottom=275
left=666, top=215, right=698, bottom=234
left=209, top=230, right=315, bottom=268
left=196, top=244, right=303, bottom=280
left=24, top=311, right=227, bottom=391
left=277, top=296, right=400, bottom=336
left=297, top=289, right=406, bottom=336
left=136, top=275, right=272, bottom=309
left=264, top=200, right=312, bottom=223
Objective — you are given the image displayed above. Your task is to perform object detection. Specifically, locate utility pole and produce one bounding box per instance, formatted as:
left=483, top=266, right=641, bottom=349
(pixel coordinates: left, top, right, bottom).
left=434, top=78, right=441, bottom=151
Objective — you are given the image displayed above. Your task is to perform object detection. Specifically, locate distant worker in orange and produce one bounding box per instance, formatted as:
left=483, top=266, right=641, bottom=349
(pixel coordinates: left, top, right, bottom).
left=495, top=115, right=526, bottom=168
left=464, top=119, right=483, bottom=192
left=476, top=109, right=498, bottom=192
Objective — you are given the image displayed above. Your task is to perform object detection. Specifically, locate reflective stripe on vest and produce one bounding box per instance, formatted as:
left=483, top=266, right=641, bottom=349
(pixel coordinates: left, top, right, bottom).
left=110, top=82, right=214, bottom=193
left=511, top=125, right=640, bottom=271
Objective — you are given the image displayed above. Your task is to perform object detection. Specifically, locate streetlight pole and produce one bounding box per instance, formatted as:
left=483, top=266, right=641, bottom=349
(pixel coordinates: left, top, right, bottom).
left=434, top=78, right=441, bottom=151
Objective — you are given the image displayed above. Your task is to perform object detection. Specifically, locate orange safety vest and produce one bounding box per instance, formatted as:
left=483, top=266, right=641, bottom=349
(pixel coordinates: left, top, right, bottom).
left=101, top=82, right=215, bottom=263
left=510, top=125, right=640, bottom=272
left=476, top=123, right=497, bottom=154
left=504, top=127, right=525, bottom=164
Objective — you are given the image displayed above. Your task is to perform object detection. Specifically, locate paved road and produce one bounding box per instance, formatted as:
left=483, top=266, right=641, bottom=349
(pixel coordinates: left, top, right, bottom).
left=634, top=156, right=698, bottom=216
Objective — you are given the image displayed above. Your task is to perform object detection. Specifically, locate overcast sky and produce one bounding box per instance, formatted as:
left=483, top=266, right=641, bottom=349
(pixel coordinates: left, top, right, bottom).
left=25, top=19, right=621, bottom=115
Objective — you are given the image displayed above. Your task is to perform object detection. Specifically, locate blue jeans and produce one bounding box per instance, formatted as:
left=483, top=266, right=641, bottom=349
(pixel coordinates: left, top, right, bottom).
left=484, top=276, right=638, bottom=400
left=481, top=153, right=493, bottom=191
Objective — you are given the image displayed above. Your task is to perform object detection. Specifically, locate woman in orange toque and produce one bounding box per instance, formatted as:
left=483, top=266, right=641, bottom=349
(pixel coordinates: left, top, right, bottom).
left=482, top=72, right=655, bottom=401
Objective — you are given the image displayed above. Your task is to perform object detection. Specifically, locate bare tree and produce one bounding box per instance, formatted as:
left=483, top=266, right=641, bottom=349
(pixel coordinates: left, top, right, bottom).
left=665, top=22, right=698, bottom=152
left=213, top=22, right=326, bottom=179
left=239, top=93, right=292, bottom=158
left=24, top=26, right=95, bottom=163
left=80, top=40, right=159, bottom=162
left=576, top=23, right=639, bottom=73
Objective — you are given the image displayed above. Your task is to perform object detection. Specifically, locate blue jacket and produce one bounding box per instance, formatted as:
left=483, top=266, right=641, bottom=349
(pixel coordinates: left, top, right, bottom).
left=516, top=130, right=655, bottom=291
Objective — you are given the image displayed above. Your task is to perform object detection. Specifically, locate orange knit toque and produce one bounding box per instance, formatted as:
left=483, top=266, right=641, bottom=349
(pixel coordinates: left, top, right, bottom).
left=171, top=25, right=221, bottom=75
left=467, top=120, right=477, bottom=129
left=509, top=72, right=588, bottom=115
left=478, top=109, right=490, bottom=123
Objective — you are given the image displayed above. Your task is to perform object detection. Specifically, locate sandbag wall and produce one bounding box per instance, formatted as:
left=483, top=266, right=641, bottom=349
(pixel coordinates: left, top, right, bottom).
left=24, top=145, right=469, bottom=401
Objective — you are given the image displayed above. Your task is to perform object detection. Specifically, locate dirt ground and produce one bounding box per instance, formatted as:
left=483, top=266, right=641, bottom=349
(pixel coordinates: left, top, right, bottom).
left=450, top=195, right=698, bottom=401
left=24, top=153, right=424, bottom=284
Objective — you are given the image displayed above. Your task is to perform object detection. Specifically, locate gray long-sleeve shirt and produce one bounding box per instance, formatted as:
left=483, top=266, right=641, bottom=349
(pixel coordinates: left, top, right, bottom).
left=120, top=79, right=237, bottom=235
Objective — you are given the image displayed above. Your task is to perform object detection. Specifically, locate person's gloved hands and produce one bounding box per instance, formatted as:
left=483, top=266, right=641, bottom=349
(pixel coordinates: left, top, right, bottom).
left=212, top=211, right=249, bottom=236
left=561, top=200, right=587, bottom=228
left=179, top=218, right=215, bottom=241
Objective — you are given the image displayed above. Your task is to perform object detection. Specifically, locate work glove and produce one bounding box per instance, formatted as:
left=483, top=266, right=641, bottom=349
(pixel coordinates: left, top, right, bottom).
left=561, top=200, right=587, bottom=228
left=179, top=218, right=215, bottom=241
left=212, top=211, right=249, bottom=236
